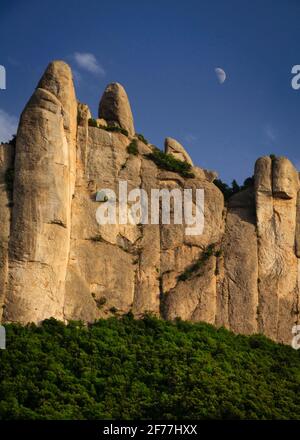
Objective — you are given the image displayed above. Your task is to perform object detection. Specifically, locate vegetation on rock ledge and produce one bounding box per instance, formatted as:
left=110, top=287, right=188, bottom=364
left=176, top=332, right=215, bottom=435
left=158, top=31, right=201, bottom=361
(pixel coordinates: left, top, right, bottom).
left=214, top=176, right=254, bottom=201
left=127, top=139, right=139, bottom=155
left=147, top=148, right=195, bottom=178
left=135, top=133, right=148, bottom=145
left=88, top=118, right=128, bottom=137
left=177, top=244, right=218, bottom=281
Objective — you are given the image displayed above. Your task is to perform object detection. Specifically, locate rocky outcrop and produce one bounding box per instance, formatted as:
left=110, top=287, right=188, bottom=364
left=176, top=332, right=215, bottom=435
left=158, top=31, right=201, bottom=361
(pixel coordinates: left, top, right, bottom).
left=3, top=61, right=77, bottom=323
left=98, top=82, right=135, bottom=137
left=255, top=156, right=299, bottom=341
left=0, top=143, right=14, bottom=319
left=216, top=187, right=258, bottom=335
left=0, top=60, right=299, bottom=344
left=164, top=137, right=193, bottom=165
left=163, top=178, right=224, bottom=323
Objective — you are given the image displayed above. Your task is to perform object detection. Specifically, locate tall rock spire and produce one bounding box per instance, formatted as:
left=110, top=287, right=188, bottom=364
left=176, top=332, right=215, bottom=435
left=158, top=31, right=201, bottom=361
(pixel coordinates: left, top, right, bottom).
left=4, top=61, right=77, bottom=323
left=98, top=82, right=135, bottom=137
left=255, top=156, right=300, bottom=341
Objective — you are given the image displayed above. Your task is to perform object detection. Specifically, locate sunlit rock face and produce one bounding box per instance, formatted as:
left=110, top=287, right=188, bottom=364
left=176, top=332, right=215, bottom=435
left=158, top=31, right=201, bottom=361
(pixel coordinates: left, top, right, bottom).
left=98, top=82, right=135, bottom=137
left=0, top=60, right=299, bottom=344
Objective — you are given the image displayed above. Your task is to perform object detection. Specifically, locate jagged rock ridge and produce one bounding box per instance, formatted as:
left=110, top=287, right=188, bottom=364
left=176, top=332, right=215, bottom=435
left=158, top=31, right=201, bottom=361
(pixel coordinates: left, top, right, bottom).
left=0, top=60, right=299, bottom=344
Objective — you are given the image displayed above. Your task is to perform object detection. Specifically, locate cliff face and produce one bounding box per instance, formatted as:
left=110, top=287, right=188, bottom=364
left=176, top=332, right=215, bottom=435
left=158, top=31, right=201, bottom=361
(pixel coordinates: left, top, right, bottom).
left=0, top=60, right=299, bottom=344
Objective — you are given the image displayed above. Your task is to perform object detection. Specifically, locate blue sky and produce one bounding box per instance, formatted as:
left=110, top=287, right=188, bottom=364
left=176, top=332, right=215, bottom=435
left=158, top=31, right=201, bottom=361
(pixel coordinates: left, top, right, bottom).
left=1, top=0, right=300, bottom=184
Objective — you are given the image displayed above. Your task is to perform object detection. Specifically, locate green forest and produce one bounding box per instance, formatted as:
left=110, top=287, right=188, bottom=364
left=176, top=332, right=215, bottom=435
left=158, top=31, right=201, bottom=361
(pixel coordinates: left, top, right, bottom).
left=0, top=315, right=299, bottom=420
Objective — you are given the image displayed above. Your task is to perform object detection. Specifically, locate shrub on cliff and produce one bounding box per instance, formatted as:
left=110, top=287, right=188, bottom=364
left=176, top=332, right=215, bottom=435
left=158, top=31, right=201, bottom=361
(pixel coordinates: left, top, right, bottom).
left=88, top=118, right=98, bottom=127
left=177, top=244, right=216, bottom=281
left=135, top=133, right=148, bottom=145
left=214, top=176, right=254, bottom=201
left=147, top=149, right=195, bottom=178
left=127, top=139, right=138, bottom=155
left=88, top=118, right=128, bottom=136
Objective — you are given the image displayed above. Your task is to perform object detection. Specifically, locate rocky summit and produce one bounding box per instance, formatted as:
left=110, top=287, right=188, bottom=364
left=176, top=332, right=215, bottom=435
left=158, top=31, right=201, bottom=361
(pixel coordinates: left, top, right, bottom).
left=0, top=60, right=299, bottom=344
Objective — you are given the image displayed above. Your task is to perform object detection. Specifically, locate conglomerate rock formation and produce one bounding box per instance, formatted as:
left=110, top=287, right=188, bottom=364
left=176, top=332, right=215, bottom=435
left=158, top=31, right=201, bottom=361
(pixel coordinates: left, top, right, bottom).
left=0, top=60, right=299, bottom=344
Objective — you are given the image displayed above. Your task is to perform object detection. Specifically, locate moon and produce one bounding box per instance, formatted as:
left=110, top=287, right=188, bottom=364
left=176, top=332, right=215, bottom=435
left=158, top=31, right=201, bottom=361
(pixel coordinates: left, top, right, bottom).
left=215, top=67, right=226, bottom=84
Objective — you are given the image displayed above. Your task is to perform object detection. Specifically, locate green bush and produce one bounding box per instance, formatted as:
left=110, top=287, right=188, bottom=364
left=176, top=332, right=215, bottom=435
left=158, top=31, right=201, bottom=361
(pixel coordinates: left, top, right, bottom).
left=8, top=134, right=16, bottom=147
left=0, top=317, right=300, bottom=419
left=127, top=139, right=138, bottom=155
left=0, top=135, right=16, bottom=146
left=147, top=149, right=194, bottom=178
left=88, top=119, right=128, bottom=137
left=105, top=126, right=129, bottom=137
left=95, top=296, right=107, bottom=309
left=214, top=176, right=254, bottom=202
left=242, top=176, right=254, bottom=188
left=90, top=235, right=102, bottom=242
left=88, top=118, right=98, bottom=127
left=135, top=133, right=148, bottom=145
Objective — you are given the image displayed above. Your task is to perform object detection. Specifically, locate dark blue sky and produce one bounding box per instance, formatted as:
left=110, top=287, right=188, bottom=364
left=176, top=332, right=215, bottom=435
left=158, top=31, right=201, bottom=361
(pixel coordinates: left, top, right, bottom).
left=1, top=0, right=300, bottom=183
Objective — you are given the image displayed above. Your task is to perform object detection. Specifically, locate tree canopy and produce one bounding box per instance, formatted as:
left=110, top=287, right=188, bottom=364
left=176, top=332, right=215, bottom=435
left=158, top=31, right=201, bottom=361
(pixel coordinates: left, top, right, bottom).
left=0, top=315, right=299, bottom=420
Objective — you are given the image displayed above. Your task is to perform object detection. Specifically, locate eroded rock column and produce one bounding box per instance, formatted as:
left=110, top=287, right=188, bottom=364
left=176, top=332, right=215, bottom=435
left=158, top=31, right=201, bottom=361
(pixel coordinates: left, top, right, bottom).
left=216, top=187, right=258, bottom=335
left=4, top=61, right=77, bottom=323
left=255, top=156, right=299, bottom=343
left=0, top=143, right=14, bottom=318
